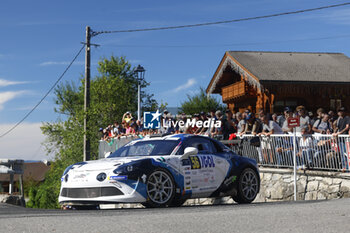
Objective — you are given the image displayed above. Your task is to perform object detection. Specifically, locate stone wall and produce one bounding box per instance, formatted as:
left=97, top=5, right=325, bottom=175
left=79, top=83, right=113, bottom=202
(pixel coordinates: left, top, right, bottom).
left=255, top=168, right=350, bottom=202
left=100, top=168, right=350, bottom=209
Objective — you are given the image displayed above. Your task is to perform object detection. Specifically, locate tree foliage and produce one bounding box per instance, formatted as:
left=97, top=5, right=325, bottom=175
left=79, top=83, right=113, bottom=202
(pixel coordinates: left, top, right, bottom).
left=28, top=56, right=157, bottom=208
left=180, top=87, right=225, bottom=115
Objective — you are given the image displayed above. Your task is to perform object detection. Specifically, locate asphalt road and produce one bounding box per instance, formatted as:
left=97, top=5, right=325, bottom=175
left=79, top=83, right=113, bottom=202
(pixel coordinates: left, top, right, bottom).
left=1, top=199, right=350, bottom=233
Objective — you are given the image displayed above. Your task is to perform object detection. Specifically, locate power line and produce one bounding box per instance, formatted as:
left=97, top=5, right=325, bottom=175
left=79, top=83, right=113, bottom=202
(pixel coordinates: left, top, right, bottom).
left=92, top=2, right=350, bottom=36
left=101, top=34, right=350, bottom=48
left=0, top=45, right=85, bottom=139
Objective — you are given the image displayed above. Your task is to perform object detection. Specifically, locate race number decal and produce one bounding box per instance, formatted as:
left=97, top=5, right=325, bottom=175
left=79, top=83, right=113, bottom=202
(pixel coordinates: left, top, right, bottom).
left=190, top=155, right=216, bottom=169
left=190, top=156, right=201, bottom=169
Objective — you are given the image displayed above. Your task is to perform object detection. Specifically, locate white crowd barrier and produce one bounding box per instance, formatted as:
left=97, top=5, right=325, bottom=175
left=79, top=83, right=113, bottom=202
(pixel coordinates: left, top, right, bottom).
left=98, top=134, right=350, bottom=172
left=226, top=134, right=350, bottom=172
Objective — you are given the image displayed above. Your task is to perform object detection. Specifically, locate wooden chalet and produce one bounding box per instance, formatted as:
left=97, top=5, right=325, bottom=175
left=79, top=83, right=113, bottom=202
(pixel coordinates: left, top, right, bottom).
left=206, top=51, right=350, bottom=114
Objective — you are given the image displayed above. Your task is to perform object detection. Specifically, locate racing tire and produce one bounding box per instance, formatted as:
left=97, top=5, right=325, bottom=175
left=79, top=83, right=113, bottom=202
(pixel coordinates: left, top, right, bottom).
left=232, top=167, right=259, bottom=204
left=143, top=168, right=175, bottom=208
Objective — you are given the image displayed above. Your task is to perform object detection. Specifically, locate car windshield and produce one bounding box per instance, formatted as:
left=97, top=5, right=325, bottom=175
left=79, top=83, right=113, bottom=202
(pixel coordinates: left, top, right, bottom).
left=108, top=139, right=181, bottom=158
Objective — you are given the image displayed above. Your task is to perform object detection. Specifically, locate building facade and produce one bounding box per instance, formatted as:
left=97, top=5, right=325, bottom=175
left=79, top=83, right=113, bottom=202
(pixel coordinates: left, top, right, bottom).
left=206, top=51, right=350, bottom=113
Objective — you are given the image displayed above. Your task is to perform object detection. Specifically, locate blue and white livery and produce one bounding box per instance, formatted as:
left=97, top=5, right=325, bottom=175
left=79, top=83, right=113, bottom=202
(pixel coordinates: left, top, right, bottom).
left=59, top=134, right=260, bottom=208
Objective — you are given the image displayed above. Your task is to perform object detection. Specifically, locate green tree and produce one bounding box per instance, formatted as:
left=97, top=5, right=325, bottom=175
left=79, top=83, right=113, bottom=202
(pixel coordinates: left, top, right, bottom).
left=28, top=56, right=157, bottom=208
left=180, top=87, right=225, bottom=115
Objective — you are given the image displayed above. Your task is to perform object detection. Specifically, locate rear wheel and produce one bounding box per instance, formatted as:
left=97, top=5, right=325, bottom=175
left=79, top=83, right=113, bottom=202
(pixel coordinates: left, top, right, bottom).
left=143, top=169, right=175, bottom=208
left=232, top=168, right=259, bottom=204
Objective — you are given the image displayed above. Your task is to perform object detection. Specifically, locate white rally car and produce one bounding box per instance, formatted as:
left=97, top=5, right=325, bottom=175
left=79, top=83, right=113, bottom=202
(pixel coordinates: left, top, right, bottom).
left=59, top=134, right=260, bottom=208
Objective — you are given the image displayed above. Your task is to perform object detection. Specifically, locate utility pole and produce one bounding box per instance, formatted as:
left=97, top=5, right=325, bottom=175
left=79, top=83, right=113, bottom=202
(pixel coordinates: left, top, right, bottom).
left=84, top=26, right=91, bottom=161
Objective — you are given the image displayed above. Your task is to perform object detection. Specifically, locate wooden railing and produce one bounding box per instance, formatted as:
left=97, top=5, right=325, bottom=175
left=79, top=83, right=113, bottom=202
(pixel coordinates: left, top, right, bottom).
left=222, top=81, right=246, bottom=101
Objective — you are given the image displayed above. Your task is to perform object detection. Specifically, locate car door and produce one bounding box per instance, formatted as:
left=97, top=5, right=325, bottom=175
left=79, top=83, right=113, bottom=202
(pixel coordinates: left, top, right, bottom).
left=182, top=137, right=228, bottom=198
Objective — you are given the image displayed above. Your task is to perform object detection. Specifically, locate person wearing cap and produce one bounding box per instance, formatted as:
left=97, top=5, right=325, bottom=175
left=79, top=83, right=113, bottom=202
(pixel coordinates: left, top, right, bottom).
left=295, top=105, right=311, bottom=133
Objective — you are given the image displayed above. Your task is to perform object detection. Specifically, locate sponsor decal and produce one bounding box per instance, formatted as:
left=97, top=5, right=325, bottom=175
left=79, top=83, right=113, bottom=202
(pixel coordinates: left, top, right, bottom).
left=186, top=181, right=191, bottom=185
left=185, top=171, right=191, bottom=175
left=109, top=175, right=128, bottom=181
left=224, top=175, right=237, bottom=186
left=185, top=186, right=191, bottom=190
left=185, top=176, right=191, bottom=180
left=141, top=174, right=147, bottom=183
left=184, top=166, right=191, bottom=170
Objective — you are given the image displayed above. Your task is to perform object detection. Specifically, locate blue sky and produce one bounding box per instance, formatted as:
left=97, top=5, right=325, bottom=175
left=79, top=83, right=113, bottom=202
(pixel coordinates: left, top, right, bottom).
left=1, top=0, right=350, bottom=159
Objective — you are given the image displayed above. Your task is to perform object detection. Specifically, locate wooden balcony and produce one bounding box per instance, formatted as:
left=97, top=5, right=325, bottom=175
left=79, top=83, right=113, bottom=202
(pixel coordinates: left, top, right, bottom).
left=222, top=81, right=247, bottom=101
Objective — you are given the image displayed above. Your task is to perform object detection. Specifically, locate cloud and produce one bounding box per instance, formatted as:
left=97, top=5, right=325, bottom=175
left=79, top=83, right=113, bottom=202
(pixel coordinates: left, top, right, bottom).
left=39, top=61, right=84, bottom=66
left=0, top=91, right=27, bottom=110
left=0, top=122, right=51, bottom=161
left=171, top=78, right=197, bottom=93
left=0, top=79, right=28, bottom=87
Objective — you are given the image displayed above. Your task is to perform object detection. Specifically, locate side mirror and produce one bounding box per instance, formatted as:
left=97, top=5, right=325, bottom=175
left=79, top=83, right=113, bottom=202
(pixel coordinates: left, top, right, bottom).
left=105, top=152, right=112, bottom=158
left=181, top=147, right=198, bottom=160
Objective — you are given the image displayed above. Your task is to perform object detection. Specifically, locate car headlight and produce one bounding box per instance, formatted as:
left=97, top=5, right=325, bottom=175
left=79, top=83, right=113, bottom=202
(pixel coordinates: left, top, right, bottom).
left=113, top=163, right=137, bottom=174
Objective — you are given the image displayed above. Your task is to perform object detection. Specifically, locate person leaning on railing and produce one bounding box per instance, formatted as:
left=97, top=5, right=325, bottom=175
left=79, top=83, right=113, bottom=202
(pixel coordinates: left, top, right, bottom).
left=312, top=114, right=332, bottom=134
left=239, top=113, right=261, bottom=136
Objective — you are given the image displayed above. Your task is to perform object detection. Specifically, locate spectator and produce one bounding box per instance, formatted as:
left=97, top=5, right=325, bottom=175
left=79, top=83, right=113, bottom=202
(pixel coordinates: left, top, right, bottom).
left=272, top=113, right=278, bottom=124
left=135, top=120, right=143, bottom=133
left=312, top=114, right=332, bottom=134
left=297, top=128, right=314, bottom=169
left=240, top=113, right=261, bottom=136
left=222, top=109, right=236, bottom=140
left=295, top=105, right=311, bottom=133
left=282, top=108, right=294, bottom=134
left=333, top=107, right=350, bottom=169
left=259, top=114, right=283, bottom=136
left=236, top=112, right=246, bottom=134
left=122, top=112, right=133, bottom=124
left=125, top=122, right=135, bottom=135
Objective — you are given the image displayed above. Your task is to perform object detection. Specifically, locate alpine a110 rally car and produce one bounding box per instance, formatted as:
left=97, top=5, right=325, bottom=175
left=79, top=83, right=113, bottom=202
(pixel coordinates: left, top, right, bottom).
left=59, top=134, right=260, bottom=208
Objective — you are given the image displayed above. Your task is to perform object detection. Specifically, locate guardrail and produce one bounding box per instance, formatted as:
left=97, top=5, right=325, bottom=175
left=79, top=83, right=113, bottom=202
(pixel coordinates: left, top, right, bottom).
left=226, top=134, right=350, bottom=172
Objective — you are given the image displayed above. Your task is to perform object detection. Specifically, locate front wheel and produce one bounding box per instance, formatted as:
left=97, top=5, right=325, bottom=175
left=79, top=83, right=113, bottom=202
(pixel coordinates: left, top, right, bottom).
left=232, top=168, right=259, bottom=204
left=143, top=169, right=175, bottom=208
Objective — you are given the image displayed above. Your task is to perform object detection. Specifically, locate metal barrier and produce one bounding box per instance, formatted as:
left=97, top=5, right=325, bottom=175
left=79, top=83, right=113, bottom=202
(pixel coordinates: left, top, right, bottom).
left=98, top=136, right=140, bottom=159
left=98, top=134, right=350, bottom=172
left=226, top=134, right=350, bottom=172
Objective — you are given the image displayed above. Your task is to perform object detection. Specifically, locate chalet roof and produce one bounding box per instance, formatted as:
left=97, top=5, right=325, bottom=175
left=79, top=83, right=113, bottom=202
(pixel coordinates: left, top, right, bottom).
left=228, top=51, right=350, bottom=82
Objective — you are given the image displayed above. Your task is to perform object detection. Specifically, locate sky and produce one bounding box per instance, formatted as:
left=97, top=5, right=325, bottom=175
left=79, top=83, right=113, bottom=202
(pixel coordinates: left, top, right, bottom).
left=1, top=0, right=350, bottom=160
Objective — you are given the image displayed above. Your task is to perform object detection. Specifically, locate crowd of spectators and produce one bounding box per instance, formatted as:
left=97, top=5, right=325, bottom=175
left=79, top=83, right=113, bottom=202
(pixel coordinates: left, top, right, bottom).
left=99, top=106, right=350, bottom=171
left=100, top=106, right=350, bottom=141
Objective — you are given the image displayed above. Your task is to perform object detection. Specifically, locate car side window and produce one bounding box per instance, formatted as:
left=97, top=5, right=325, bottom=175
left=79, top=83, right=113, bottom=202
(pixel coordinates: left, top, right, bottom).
left=186, top=137, right=217, bottom=154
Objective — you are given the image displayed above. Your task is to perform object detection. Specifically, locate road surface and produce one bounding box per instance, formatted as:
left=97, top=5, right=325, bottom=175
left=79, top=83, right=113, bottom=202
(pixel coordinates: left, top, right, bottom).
left=0, top=199, right=349, bottom=233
